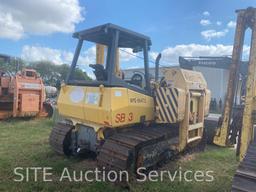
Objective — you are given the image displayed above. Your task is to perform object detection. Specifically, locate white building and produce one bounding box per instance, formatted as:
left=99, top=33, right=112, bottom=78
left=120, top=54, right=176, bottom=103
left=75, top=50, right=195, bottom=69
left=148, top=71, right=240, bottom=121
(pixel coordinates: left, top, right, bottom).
left=123, top=66, right=228, bottom=101
left=123, top=56, right=247, bottom=104
left=192, top=66, right=229, bottom=101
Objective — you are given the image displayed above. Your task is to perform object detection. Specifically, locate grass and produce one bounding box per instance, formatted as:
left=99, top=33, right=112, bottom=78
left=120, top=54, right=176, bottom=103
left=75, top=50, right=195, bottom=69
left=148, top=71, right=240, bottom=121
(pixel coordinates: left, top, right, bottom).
left=0, top=118, right=239, bottom=192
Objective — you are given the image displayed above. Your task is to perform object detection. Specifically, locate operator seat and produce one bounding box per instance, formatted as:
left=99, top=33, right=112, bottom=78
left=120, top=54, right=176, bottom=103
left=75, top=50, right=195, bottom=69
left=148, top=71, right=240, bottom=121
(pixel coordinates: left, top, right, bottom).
left=89, top=64, right=107, bottom=81
left=130, top=73, right=143, bottom=87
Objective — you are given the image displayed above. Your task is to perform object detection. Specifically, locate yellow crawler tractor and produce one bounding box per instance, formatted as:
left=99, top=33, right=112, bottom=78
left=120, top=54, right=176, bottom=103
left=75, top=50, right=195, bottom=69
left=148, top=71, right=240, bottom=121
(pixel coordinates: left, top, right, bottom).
left=49, top=23, right=210, bottom=171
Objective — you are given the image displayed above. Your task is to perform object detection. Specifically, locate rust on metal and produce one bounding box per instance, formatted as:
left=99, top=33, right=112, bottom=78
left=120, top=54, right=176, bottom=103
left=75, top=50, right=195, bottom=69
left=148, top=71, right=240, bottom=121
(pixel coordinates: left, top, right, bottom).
left=232, top=140, right=256, bottom=192
left=97, top=126, right=179, bottom=172
left=0, top=68, right=48, bottom=119
left=49, top=122, right=73, bottom=155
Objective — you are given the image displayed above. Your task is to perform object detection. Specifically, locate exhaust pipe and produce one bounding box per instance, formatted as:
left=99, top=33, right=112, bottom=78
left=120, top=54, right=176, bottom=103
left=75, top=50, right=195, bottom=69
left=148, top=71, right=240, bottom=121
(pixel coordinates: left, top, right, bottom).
left=155, top=53, right=162, bottom=82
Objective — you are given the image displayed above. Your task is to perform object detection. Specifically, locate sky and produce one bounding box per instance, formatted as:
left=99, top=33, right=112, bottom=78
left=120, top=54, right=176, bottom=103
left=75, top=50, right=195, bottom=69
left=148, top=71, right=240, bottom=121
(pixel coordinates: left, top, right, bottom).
left=0, top=0, right=255, bottom=69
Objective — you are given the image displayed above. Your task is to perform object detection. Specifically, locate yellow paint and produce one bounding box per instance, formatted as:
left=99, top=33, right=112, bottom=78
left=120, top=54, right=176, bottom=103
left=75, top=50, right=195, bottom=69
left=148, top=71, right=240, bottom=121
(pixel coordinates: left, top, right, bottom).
left=239, top=22, right=256, bottom=160
left=58, top=85, right=154, bottom=130
left=115, top=48, right=122, bottom=78
left=57, top=67, right=210, bottom=152
left=96, top=44, right=105, bottom=64
left=156, top=68, right=210, bottom=151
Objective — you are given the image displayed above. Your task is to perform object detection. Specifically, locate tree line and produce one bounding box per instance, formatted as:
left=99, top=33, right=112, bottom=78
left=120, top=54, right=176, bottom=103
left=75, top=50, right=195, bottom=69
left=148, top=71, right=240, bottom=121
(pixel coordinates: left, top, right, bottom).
left=0, top=59, right=91, bottom=87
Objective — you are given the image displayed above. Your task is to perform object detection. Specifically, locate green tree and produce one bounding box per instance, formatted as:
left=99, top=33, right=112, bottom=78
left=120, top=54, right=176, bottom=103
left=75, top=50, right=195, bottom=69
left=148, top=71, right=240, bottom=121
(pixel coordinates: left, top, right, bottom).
left=1, top=58, right=91, bottom=86
left=0, top=57, right=25, bottom=73
left=28, top=61, right=91, bottom=86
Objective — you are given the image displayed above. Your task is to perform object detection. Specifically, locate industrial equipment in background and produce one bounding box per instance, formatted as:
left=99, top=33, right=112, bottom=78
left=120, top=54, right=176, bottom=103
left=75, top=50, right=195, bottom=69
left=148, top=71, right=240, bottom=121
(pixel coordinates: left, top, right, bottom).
left=179, top=56, right=249, bottom=144
left=123, top=56, right=248, bottom=114
left=44, top=86, right=58, bottom=118
left=0, top=68, right=52, bottom=119
left=49, top=23, right=211, bottom=172
left=205, top=7, right=256, bottom=191
left=179, top=56, right=248, bottom=110
left=45, top=86, right=58, bottom=98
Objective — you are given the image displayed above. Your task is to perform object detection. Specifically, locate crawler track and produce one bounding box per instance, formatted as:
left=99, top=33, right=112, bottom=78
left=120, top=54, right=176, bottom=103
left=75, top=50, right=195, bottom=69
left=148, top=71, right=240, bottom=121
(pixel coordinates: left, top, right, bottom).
left=97, top=126, right=179, bottom=172
left=49, top=123, right=205, bottom=173
left=231, top=139, right=256, bottom=192
left=49, top=122, right=73, bottom=155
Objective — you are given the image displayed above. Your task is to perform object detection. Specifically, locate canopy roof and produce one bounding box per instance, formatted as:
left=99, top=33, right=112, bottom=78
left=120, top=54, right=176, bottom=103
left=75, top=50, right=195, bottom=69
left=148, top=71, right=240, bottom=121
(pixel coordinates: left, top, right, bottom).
left=73, top=23, right=152, bottom=49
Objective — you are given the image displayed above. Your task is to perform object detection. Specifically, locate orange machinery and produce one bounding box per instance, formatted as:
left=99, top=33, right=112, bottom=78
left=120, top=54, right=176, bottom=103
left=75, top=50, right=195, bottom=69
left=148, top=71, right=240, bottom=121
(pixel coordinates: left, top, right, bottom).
left=0, top=68, right=47, bottom=119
